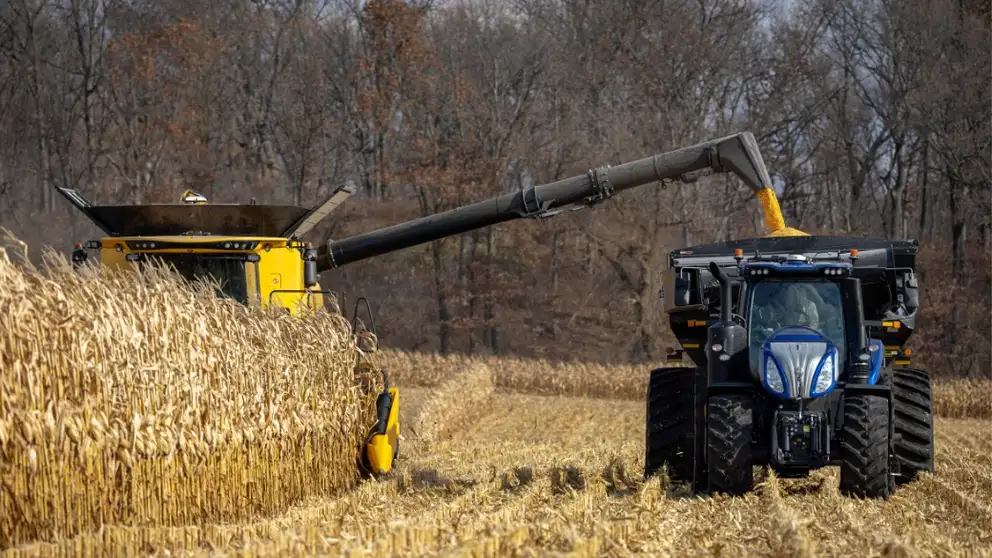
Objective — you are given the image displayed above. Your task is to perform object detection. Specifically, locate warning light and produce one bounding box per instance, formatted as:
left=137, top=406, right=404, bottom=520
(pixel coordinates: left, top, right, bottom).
left=734, top=248, right=743, bottom=258
left=905, top=348, right=912, bottom=356
left=850, top=249, right=859, bottom=258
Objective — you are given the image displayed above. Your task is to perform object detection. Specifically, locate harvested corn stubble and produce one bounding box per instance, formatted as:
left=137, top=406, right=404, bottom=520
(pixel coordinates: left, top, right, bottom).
left=0, top=242, right=379, bottom=550
left=380, top=349, right=992, bottom=419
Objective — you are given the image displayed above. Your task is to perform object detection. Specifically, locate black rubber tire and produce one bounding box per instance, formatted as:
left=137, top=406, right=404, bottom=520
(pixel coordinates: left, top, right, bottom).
left=891, top=368, right=935, bottom=484
left=705, top=394, right=754, bottom=496
left=839, top=393, right=894, bottom=499
left=643, top=367, right=697, bottom=482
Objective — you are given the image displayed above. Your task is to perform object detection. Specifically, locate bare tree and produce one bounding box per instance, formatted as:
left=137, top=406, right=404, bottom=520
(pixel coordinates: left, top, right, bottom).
left=0, top=0, right=986, bottom=374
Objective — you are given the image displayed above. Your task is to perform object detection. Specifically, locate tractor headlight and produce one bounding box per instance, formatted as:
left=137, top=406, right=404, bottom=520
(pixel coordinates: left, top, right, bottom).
left=809, top=351, right=837, bottom=397
left=762, top=354, right=789, bottom=397
left=760, top=327, right=840, bottom=400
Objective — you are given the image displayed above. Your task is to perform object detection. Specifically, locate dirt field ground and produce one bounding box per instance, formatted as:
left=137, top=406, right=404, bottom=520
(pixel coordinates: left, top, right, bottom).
left=9, top=365, right=991, bottom=558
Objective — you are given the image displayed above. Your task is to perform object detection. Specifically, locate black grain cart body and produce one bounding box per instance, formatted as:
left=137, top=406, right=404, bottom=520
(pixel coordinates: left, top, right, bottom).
left=660, top=234, right=920, bottom=367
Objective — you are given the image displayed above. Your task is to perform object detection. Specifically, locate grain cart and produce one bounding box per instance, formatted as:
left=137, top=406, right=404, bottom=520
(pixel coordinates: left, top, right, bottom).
left=58, top=186, right=401, bottom=477
left=649, top=236, right=933, bottom=499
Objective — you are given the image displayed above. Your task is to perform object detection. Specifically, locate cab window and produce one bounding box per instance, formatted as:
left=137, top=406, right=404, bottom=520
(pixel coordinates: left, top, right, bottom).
left=747, top=279, right=846, bottom=372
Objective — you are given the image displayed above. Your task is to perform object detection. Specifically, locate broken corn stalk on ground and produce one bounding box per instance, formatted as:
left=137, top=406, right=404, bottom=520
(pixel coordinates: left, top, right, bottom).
left=409, top=362, right=494, bottom=449
left=0, top=241, right=379, bottom=550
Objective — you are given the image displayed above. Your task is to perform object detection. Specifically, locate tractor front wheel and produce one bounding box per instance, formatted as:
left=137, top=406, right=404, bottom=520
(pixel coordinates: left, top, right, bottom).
left=705, top=394, right=754, bottom=496
left=840, top=393, right=894, bottom=498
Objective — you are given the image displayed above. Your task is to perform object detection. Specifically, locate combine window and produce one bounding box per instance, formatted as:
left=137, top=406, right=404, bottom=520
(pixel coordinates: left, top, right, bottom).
left=746, top=280, right=846, bottom=373
left=142, top=254, right=250, bottom=304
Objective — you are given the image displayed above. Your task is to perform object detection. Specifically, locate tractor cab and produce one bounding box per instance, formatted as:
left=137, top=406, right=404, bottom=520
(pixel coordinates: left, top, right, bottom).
left=661, top=235, right=919, bottom=372
left=736, top=253, right=856, bottom=400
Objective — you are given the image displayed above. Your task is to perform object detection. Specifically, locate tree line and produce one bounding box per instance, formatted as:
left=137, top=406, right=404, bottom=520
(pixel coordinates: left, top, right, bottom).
left=0, top=0, right=988, bottom=376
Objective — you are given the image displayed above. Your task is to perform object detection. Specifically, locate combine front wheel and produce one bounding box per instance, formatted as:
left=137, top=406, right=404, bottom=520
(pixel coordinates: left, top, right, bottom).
left=705, top=394, right=754, bottom=496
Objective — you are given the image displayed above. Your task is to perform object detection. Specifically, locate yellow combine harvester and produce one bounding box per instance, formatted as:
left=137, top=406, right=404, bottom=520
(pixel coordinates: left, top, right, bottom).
left=59, top=185, right=400, bottom=477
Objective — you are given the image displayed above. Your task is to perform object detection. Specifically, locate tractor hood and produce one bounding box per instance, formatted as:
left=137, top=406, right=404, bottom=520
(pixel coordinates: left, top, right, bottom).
left=758, top=326, right=840, bottom=400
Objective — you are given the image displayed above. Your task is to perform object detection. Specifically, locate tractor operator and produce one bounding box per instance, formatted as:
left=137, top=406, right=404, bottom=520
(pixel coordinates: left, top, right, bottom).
left=776, top=283, right=821, bottom=330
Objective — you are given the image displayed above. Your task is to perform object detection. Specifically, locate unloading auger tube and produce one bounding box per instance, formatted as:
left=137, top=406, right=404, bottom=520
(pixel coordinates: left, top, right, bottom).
left=316, top=131, right=800, bottom=271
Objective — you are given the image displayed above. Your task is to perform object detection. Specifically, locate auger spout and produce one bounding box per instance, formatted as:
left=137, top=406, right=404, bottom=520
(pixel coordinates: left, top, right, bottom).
left=316, top=131, right=802, bottom=270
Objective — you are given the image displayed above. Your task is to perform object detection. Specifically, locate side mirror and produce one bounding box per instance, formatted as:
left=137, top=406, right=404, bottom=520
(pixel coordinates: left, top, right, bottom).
left=71, top=243, right=87, bottom=269
left=903, top=271, right=919, bottom=310
left=662, top=268, right=694, bottom=310
left=303, top=247, right=319, bottom=287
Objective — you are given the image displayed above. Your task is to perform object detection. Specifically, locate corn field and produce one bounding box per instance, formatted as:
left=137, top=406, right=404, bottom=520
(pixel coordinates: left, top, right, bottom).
left=0, top=241, right=379, bottom=551
left=1, top=242, right=990, bottom=557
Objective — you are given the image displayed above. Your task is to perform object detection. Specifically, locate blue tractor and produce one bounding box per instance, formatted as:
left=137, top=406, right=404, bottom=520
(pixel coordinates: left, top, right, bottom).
left=647, top=236, right=933, bottom=498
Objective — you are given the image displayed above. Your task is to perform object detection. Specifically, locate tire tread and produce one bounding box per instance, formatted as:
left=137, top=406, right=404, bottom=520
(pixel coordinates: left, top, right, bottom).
left=706, top=394, right=754, bottom=495
left=644, top=367, right=697, bottom=481
left=891, top=368, right=935, bottom=483
left=839, top=393, right=892, bottom=498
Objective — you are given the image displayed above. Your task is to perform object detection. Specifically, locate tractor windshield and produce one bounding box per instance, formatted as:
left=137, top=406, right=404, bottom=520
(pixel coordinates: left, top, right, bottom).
left=747, top=279, right=846, bottom=371
left=142, top=254, right=251, bottom=304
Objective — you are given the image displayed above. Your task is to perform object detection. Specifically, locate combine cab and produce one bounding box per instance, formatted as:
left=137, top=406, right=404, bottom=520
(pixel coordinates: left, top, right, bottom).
left=648, top=235, right=932, bottom=498
left=59, top=185, right=401, bottom=477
